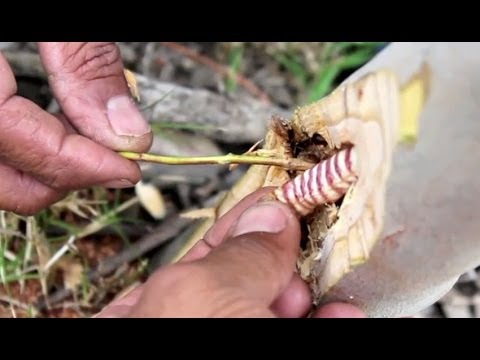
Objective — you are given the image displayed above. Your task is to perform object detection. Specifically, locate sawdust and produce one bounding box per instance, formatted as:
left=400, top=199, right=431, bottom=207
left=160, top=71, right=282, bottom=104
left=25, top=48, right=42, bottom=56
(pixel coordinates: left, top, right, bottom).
left=272, top=118, right=345, bottom=288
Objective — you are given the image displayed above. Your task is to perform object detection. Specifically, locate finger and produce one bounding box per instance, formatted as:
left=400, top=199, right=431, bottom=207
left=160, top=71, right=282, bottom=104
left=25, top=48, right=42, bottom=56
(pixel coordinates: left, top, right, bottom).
left=196, top=200, right=301, bottom=306
left=94, top=285, right=144, bottom=318
left=180, top=187, right=276, bottom=262
left=127, top=262, right=276, bottom=317
left=182, top=188, right=312, bottom=317
left=37, top=42, right=152, bottom=152
left=0, top=53, right=142, bottom=190
left=0, top=162, right=66, bottom=215
left=51, top=113, right=77, bottom=134
left=127, top=200, right=300, bottom=318
left=179, top=187, right=311, bottom=317
left=271, top=273, right=312, bottom=318
left=313, top=302, right=367, bottom=318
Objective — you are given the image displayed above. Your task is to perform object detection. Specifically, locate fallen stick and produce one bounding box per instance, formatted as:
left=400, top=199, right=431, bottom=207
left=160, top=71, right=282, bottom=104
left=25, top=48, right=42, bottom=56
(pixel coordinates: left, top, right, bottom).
left=159, top=42, right=271, bottom=103
left=3, top=49, right=290, bottom=144
left=136, top=72, right=290, bottom=144
left=35, top=214, right=191, bottom=311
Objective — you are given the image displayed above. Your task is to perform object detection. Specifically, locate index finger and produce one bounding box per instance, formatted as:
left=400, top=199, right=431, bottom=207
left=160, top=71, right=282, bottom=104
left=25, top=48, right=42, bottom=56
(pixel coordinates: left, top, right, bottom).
left=0, top=52, right=142, bottom=191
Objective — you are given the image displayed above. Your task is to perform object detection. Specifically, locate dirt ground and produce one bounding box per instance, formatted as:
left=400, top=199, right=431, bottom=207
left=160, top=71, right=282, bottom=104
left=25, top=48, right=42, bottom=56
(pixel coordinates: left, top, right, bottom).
left=0, top=42, right=478, bottom=318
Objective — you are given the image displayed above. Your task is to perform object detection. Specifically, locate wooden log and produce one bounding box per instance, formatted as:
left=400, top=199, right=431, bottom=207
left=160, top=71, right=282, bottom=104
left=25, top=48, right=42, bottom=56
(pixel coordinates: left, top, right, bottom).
left=319, top=42, right=480, bottom=317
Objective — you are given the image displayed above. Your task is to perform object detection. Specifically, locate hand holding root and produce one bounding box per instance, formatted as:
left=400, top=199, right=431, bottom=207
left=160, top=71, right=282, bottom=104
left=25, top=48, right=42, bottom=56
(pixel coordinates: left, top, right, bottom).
left=0, top=42, right=153, bottom=215
left=95, top=188, right=365, bottom=318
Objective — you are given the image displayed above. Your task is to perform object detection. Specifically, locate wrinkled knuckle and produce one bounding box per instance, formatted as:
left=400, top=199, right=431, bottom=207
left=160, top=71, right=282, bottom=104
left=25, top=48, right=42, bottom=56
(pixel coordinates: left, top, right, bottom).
left=0, top=104, right=31, bottom=136
left=28, top=146, right=69, bottom=190
left=62, top=42, right=122, bottom=82
left=41, top=166, right=69, bottom=190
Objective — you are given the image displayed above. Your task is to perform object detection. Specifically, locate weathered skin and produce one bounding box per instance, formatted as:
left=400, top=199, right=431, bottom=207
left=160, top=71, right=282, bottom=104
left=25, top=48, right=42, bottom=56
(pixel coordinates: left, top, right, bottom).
left=319, top=42, right=480, bottom=317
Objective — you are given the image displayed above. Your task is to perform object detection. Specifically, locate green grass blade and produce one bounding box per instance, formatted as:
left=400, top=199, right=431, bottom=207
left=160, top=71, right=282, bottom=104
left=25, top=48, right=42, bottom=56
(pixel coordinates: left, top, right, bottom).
left=150, top=121, right=218, bottom=133
left=336, top=48, right=379, bottom=69
left=226, top=45, right=244, bottom=92
left=307, top=65, right=340, bottom=102
left=140, top=89, right=174, bottom=112
left=273, top=53, right=308, bottom=86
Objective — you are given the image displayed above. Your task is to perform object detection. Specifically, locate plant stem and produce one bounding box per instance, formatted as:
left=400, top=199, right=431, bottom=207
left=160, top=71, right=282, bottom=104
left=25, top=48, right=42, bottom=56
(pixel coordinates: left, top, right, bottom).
left=119, top=151, right=314, bottom=171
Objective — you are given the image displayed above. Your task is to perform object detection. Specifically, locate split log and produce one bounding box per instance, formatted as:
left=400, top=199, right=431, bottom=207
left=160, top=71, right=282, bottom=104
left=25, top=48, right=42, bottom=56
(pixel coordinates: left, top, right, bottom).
left=316, top=42, right=480, bottom=317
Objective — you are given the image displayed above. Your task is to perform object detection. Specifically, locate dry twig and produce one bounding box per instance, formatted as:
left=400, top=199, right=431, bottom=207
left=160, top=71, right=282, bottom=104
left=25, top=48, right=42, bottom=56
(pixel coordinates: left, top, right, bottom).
left=36, top=214, right=191, bottom=311
left=160, top=42, right=271, bottom=103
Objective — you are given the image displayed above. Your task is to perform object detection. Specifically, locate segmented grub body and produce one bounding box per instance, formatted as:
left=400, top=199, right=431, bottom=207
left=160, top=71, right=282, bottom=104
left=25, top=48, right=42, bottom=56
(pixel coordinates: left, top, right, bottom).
left=274, top=147, right=358, bottom=215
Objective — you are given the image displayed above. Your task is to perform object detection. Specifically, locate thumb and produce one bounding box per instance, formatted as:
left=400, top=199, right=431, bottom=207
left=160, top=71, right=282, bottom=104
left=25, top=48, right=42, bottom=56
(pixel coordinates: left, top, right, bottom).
left=199, top=201, right=301, bottom=307
left=38, top=42, right=152, bottom=153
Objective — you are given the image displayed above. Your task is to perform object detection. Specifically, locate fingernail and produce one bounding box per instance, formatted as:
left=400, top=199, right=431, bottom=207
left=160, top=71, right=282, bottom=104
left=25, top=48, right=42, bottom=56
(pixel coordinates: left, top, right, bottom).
left=107, top=95, right=151, bottom=137
left=231, top=202, right=289, bottom=237
left=102, top=179, right=136, bottom=188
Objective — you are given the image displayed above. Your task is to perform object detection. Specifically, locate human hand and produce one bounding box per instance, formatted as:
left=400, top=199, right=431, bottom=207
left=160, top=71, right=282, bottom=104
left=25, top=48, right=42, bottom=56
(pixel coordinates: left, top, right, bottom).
left=0, top=42, right=152, bottom=215
left=95, top=187, right=366, bottom=318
